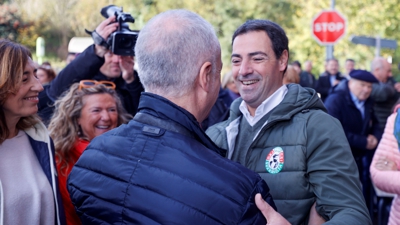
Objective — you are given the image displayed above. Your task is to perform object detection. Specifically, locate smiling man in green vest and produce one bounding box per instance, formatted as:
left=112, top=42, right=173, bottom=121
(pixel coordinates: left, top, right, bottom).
left=207, top=19, right=371, bottom=225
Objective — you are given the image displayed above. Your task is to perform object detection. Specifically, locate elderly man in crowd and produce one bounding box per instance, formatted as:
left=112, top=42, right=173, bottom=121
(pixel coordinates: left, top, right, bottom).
left=370, top=57, right=400, bottom=130
left=325, top=70, right=383, bottom=217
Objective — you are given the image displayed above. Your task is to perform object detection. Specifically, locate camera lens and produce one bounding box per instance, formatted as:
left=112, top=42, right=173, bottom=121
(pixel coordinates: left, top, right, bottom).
left=119, top=37, right=133, bottom=48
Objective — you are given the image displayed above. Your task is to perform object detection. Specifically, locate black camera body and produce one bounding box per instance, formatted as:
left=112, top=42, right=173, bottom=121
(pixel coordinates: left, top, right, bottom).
left=101, top=5, right=138, bottom=56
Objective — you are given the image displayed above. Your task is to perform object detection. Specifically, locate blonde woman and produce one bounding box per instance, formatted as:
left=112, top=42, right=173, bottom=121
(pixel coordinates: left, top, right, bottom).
left=283, top=65, right=300, bottom=85
left=48, top=82, right=131, bottom=225
left=221, top=70, right=240, bottom=100
left=0, top=40, right=66, bottom=225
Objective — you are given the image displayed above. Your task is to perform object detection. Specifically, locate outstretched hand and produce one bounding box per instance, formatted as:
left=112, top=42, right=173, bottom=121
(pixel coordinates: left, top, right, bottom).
left=255, top=193, right=290, bottom=225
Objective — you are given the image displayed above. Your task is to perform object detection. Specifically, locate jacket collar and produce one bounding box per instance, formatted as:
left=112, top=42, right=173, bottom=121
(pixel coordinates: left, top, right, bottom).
left=138, top=93, right=227, bottom=157
left=239, top=85, right=288, bottom=126
left=25, top=120, right=50, bottom=144
left=229, top=84, right=326, bottom=123
left=93, top=73, right=125, bottom=86
left=224, top=84, right=326, bottom=156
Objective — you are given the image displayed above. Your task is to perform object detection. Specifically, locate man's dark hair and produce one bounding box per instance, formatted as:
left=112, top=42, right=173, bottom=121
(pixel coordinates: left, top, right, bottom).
left=292, top=60, right=301, bottom=68
left=232, top=19, right=289, bottom=61
left=346, top=58, right=355, bottom=63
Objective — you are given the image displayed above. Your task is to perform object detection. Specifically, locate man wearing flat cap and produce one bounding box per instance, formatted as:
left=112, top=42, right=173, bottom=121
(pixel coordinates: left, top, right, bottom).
left=325, top=69, right=383, bottom=214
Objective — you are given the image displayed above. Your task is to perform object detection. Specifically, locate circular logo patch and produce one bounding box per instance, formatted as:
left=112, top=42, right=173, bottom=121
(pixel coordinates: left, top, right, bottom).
left=265, top=147, right=284, bottom=174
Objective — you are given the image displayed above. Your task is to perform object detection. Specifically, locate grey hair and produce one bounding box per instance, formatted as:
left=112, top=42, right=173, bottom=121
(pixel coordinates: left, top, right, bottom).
left=135, top=9, right=221, bottom=97
left=371, top=57, right=384, bottom=71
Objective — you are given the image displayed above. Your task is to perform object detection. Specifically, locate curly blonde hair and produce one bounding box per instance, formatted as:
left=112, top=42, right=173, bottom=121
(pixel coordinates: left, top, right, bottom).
left=48, top=83, right=131, bottom=170
left=0, top=40, right=40, bottom=144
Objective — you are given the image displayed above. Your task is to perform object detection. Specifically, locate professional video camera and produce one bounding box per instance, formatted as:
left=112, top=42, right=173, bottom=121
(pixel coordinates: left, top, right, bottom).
left=87, top=5, right=138, bottom=56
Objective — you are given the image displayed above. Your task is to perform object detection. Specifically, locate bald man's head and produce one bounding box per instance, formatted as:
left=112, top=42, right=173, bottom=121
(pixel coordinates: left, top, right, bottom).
left=371, top=57, right=391, bottom=82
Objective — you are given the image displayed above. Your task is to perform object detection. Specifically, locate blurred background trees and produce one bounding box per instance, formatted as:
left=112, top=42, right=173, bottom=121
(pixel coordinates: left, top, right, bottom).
left=1, top=0, right=399, bottom=78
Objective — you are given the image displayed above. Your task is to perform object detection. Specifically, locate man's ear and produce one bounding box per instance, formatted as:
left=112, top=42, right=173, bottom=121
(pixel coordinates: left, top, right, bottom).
left=279, top=50, right=289, bottom=72
left=198, top=61, right=213, bottom=92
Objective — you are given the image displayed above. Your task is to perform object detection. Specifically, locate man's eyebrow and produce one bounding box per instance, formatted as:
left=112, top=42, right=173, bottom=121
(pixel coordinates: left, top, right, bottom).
left=231, top=53, right=241, bottom=59
left=249, top=51, right=268, bottom=57
left=231, top=51, right=268, bottom=59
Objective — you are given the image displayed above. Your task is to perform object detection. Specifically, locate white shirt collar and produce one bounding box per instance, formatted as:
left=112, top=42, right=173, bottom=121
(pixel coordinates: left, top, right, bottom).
left=239, top=85, right=288, bottom=126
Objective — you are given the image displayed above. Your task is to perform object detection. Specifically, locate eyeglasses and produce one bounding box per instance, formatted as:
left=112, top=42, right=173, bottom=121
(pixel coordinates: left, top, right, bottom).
left=78, top=80, right=116, bottom=90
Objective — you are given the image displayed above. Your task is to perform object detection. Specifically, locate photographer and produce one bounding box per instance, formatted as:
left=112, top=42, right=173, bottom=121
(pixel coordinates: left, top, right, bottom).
left=38, top=15, right=143, bottom=125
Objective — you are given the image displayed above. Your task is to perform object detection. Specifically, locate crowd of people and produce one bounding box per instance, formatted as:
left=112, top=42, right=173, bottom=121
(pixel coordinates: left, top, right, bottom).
left=288, top=54, right=400, bottom=224
left=1, top=6, right=400, bottom=225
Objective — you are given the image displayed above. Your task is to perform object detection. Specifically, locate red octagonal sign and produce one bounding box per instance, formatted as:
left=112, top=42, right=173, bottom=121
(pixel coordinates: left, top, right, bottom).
left=312, top=10, right=347, bottom=45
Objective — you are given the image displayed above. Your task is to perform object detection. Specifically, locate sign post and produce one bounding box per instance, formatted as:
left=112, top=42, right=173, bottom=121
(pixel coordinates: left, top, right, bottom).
left=36, top=37, right=45, bottom=65
left=328, top=0, right=335, bottom=59
left=350, top=35, right=397, bottom=56
left=312, top=9, right=346, bottom=59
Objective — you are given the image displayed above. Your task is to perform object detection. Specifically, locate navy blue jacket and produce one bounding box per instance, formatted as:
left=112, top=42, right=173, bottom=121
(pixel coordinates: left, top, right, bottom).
left=315, top=72, right=346, bottom=102
left=68, top=93, right=275, bottom=225
left=201, top=87, right=233, bottom=130
left=3, top=122, right=67, bottom=225
left=28, top=138, right=66, bottom=225
left=299, top=71, right=316, bottom=89
left=324, top=80, right=382, bottom=157
left=38, top=45, right=143, bottom=125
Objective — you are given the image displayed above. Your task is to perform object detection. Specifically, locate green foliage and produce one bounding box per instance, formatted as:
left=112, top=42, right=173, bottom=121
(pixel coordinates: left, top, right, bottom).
left=0, top=3, right=18, bottom=40
left=0, top=2, right=34, bottom=47
left=16, top=23, right=39, bottom=49
left=5, top=0, right=400, bottom=80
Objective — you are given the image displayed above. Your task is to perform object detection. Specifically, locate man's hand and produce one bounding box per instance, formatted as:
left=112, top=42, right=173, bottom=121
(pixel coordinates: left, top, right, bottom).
left=94, top=16, right=118, bottom=57
left=375, top=157, right=397, bottom=171
left=120, top=56, right=135, bottom=83
left=394, top=82, right=400, bottom=92
left=333, top=79, right=340, bottom=86
left=366, top=134, right=378, bottom=150
left=255, top=193, right=290, bottom=225
left=308, top=202, right=326, bottom=225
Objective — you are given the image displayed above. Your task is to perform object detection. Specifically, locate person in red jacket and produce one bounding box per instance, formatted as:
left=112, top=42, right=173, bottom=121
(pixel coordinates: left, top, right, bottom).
left=48, top=82, right=131, bottom=225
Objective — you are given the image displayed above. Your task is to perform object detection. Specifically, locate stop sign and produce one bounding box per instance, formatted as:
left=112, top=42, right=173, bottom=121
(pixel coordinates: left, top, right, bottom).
left=312, top=10, right=346, bottom=45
